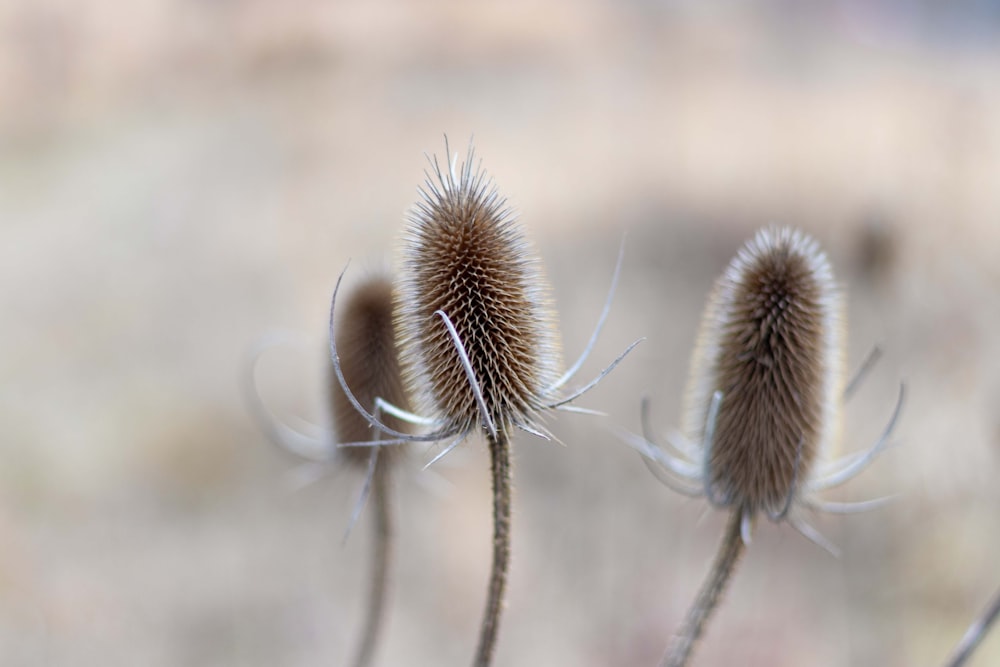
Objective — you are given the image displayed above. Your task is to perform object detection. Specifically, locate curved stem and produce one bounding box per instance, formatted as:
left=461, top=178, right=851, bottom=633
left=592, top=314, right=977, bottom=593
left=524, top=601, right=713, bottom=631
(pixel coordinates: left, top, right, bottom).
left=473, top=429, right=512, bottom=667
left=663, top=509, right=748, bottom=667
left=351, top=460, right=393, bottom=667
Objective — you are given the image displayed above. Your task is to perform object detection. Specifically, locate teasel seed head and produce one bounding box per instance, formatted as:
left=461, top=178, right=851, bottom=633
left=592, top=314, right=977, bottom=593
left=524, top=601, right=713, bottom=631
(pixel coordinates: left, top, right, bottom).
left=330, top=272, right=412, bottom=465
left=395, top=141, right=562, bottom=436
left=682, top=226, right=844, bottom=516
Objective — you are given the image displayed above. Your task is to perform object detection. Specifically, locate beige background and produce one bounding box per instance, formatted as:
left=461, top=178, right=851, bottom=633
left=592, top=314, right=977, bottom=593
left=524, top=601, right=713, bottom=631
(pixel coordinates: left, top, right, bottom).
left=1, top=1, right=999, bottom=665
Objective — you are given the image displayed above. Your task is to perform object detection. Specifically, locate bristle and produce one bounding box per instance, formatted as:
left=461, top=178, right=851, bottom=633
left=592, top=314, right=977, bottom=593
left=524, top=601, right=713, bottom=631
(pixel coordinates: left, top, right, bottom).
left=330, top=274, right=411, bottom=465
left=682, top=227, right=844, bottom=515
left=395, top=142, right=561, bottom=434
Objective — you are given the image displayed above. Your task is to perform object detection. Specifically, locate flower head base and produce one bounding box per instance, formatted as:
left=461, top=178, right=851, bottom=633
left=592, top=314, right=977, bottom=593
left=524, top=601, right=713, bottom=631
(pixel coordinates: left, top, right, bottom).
left=396, top=143, right=562, bottom=437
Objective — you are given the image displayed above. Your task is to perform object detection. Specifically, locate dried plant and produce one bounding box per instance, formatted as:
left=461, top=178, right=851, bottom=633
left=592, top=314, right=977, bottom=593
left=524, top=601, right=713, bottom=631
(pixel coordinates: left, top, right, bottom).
left=245, top=272, right=410, bottom=667
left=329, top=139, right=638, bottom=666
left=625, top=227, right=904, bottom=667
left=329, top=273, right=411, bottom=667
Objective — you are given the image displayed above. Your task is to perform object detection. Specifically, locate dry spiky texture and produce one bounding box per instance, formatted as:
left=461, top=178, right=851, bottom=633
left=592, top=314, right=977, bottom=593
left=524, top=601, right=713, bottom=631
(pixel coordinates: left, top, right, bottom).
left=396, top=144, right=561, bottom=435
left=330, top=274, right=411, bottom=464
left=682, top=227, right=844, bottom=515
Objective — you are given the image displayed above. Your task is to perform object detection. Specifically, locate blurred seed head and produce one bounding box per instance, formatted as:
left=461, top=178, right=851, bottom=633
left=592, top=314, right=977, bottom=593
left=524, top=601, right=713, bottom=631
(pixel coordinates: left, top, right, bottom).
left=330, top=273, right=411, bottom=466
left=396, top=142, right=562, bottom=435
left=683, top=227, right=844, bottom=515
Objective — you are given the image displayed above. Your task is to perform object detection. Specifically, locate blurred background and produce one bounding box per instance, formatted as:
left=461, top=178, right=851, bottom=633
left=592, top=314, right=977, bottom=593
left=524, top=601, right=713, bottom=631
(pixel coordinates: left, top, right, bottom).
left=1, top=0, right=999, bottom=665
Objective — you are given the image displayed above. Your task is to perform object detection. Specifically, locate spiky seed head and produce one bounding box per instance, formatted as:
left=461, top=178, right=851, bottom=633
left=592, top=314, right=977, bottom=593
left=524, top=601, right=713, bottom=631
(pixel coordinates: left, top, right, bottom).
left=683, top=227, right=844, bottom=515
left=396, top=143, right=561, bottom=435
left=329, top=273, right=411, bottom=465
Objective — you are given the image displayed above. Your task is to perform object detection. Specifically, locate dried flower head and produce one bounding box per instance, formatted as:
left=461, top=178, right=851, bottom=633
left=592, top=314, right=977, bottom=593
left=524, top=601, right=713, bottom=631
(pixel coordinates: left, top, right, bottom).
left=330, top=273, right=411, bottom=465
left=244, top=273, right=412, bottom=467
left=685, top=226, right=843, bottom=515
left=632, top=226, right=903, bottom=551
left=395, top=144, right=562, bottom=436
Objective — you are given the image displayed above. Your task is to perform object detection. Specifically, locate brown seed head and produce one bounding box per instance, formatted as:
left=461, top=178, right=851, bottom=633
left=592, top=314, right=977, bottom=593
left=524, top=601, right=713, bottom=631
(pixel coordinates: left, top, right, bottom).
left=330, top=273, right=411, bottom=466
left=682, top=227, right=844, bottom=515
left=396, top=144, right=561, bottom=435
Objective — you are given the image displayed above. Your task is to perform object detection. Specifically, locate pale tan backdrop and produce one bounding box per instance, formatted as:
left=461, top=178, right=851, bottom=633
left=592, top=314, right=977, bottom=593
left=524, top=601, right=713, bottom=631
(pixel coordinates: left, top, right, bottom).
left=1, top=1, right=999, bottom=665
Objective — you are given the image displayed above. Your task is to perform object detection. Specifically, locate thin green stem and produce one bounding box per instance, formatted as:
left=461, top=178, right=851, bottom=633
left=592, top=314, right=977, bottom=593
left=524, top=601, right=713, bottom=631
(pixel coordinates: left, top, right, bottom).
left=663, top=509, right=748, bottom=667
left=473, top=429, right=512, bottom=667
left=351, top=459, right=393, bottom=667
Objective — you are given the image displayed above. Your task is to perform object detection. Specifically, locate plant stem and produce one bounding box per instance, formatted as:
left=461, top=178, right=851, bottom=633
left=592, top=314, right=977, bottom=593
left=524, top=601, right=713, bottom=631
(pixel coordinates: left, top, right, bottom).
left=663, top=509, right=748, bottom=667
left=351, top=458, right=393, bottom=667
left=944, top=585, right=1000, bottom=667
left=473, top=429, right=512, bottom=667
